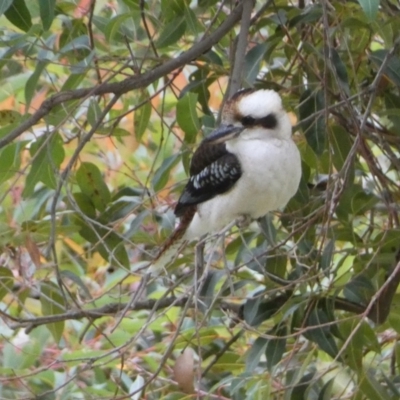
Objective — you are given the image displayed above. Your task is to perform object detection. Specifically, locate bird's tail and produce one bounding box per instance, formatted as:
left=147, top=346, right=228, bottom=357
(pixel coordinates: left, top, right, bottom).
left=149, top=235, right=187, bottom=276
left=148, top=206, right=196, bottom=276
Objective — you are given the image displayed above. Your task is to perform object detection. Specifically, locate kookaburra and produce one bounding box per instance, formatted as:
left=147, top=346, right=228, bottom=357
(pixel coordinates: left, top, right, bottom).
left=150, top=88, right=301, bottom=275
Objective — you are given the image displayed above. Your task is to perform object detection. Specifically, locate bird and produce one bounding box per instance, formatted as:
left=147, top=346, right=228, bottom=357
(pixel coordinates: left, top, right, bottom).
left=149, top=88, right=302, bottom=275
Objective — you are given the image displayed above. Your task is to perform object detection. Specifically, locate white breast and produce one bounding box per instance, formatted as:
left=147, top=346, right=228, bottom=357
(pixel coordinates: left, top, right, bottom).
left=184, top=136, right=301, bottom=239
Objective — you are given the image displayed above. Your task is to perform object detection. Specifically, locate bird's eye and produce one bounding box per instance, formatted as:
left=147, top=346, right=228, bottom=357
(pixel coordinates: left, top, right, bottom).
left=241, top=116, right=255, bottom=126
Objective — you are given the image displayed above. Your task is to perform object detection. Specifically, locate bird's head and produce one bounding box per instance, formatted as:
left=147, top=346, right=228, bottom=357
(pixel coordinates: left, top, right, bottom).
left=204, top=89, right=292, bottom=144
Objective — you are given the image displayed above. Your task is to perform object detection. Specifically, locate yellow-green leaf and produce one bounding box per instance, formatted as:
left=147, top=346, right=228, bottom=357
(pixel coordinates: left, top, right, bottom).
left=0, top=267, right=13, bottom=301
left=40, top=281, right=65, bottom=344
left=177, top=92, right=200, bottom=144
left=76, top=162, right=111, bottom=212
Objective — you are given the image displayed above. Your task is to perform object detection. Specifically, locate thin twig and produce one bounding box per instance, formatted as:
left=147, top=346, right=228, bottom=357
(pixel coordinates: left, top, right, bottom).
left=48, top=95, right=120, bottom=257
left=202, top=329, right=243, bottom=376
left=335, top=261, right=400, bottom=363
left=140, top=0, right=158, bottom=58
left=87, top=0, right=102, bottom=84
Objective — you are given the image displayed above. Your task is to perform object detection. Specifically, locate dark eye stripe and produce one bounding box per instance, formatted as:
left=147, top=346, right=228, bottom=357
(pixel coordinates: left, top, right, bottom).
left=259, top=114, right=277, bottom=129
left=241, top=116, right=255, bottom=126
left=241, top=113, right=277, bottom=129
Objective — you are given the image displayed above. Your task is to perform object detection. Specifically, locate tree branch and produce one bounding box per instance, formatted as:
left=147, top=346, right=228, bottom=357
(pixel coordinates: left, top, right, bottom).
left=228, top=0, right=254, bottom=96
left=6, top=296, right=187, bottom=331
left=0, top=2, right=244, bottom=150
left=6, top=256, right=400, bottom=334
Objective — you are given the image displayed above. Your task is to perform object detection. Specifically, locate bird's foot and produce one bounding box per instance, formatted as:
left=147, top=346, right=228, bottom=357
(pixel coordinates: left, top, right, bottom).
left=236, top=214, right=252, bottom=229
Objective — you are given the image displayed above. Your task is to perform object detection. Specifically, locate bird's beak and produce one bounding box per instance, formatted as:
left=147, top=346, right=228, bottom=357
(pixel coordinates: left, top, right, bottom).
left=203, top=124, right=244, bottom=144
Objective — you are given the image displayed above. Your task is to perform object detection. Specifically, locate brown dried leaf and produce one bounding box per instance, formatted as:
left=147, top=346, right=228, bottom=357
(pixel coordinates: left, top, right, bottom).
left=25, top=235, right=41, bottom=268
left=173, top=348, right=195, bottom=394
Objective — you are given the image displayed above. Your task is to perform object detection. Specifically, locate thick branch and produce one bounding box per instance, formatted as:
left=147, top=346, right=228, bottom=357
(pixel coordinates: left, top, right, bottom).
left=4, top=296, right=242, bottom=333
left=0, top=2, right=244, bottom=149
left=6, top=260, right=400, bottom=333
left=7, top=296, right=187, bottom=330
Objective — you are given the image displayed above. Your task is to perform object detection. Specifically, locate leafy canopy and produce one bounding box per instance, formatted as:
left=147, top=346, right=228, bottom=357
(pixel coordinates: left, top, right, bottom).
left=1, top=0, right=400, bottom=399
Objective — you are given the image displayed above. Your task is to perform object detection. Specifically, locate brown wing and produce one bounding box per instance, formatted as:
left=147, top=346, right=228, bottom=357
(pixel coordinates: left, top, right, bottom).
left=174, top=142, right=242, bottom=217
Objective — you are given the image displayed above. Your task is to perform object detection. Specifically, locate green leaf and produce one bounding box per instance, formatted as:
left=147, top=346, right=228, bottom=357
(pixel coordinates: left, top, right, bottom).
left=304, top=308, right=339, bottom=359
left=330, top=48, right=349, bottom=94
left=244, top=296, right=286, bottom=326
left=330, top=125, right=353, bottom=173
left=37, top=34, right=57, bottom=61
left=389, top=308, right=400, bottom=334
left=0, top=72, right=31, bottom=103
left=72, top=192, right=96, bottom=219
left=359, top=372, right=391, bottom=400
left=101, top=200, right=139, bottom=222
left=152, top=154, right=180, bottom=192
left=319, top=239, right=334, bottom=272
left=25, top=61, right=47, bottom=110
left=266, top=253, right=287, bottom=279
left=109, top=127, right=130, bottom=137
left=45, top=99, right=80, bottom=126
left=40, top=281, right=65, bottom=344
left=39, top=0, right=56, bottom=31
left=77, top=223, right=130, bottom=269
left=230, top=373, right=249, bottom=397
left=265, top=324, right=287, bottom=371
left=357, top=0, right=379, bottom=22
left=184, top=6, right=201, bottom=34
left=134, top=100, right=152, bottom=141
left=0, top=266, right=14, bottom=301
left=23, top=133, right=65, bottom=197
left=70, top=51, right=95, bottom=74
left=105, top=13, right=135, bottom=43
left=351, top=190, right=378, bottom=215
left=156, top=17, right=186, bottom=48
left=59, top=35, right=90, bottom=54
left=61, top=73, right=85, bottom=91
left=290, top=372, right=315, bottom=400
left=245, top=337, right=268, bottom=372
left=336, top=184, right=374, bottom=221
left=243, top=296, right=260, bottom=326
left=0, top=141, right=22, bottom=184
left=198, top=270, right=224, bottom=308
left=343, top=275, right=375, bottom=306
left=129, top=375, right=145, bottom=400
left=182, top=68, right=212, bottom=115
left=384, top=93, right=400, bottom=130
left=318, top=379, right=334, bottom=400
left=60, top=270, right=92, bottom=299
left=87, top=99, right=103, bottom=129
left=369, top=50, right=400, bottom=87
left=244, top=43, right=268, bottom=85
left=76, top=162, right=111, bottom=212
left=258, top=214, right=277, bottom=246
left=199, top=50, right=223, bottom=66
left=4, top=0, right=32, bottom=32
left=340, top=319, right=364, bottom=370
left=176, top=92, right=200, bottom=144
left=299, top=89, right=326, bottom=156
left=0, top=0, right=13, bottom=16
left=0, top=110, right=20, bottom=126
left=288, top=5, right=323, bottom=27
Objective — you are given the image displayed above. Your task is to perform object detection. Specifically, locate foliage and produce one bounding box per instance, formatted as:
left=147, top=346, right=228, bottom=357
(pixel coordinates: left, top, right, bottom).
left=1, top=0, right=400, bottom=399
